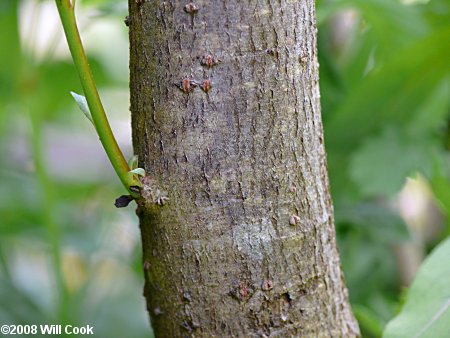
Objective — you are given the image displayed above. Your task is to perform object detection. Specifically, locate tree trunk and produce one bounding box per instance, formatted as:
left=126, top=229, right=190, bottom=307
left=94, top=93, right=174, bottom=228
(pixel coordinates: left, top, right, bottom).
left=128, top=0, right=360, bottom=337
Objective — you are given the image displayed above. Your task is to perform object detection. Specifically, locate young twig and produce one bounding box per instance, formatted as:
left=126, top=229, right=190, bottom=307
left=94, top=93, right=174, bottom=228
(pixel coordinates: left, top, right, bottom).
left=55, top=0, right=142, bottom=196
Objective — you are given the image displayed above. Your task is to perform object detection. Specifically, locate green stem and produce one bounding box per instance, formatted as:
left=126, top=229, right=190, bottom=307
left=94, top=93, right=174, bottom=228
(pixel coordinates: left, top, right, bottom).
left=55, top=0, right=140, bottom=193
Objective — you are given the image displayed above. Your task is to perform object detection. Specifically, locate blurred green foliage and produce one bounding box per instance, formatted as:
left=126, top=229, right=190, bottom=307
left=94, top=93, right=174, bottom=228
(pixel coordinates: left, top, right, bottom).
left=318, top=0, right=449, bottom=336
left=0, top=0, right=150, bottom=337
left=0, top=0, right=448, bottom=337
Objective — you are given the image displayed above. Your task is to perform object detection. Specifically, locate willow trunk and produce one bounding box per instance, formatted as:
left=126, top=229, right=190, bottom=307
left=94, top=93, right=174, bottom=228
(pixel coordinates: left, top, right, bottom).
left=128, top=0, right=360, bottom=336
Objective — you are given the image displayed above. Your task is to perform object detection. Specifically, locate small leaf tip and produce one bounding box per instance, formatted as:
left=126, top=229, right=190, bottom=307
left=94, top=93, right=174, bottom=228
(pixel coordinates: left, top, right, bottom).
left=70, top=91, right=94, bottom=125
left=129, top=168, right=146, bottom=177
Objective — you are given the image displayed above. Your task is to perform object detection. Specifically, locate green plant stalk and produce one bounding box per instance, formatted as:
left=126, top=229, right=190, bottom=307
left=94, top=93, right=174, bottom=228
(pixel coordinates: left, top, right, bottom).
left=55, top=0, right=141, bottom=193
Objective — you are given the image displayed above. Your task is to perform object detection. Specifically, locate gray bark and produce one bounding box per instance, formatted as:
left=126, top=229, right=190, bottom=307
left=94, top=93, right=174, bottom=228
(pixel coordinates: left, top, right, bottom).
left=128, top=0, right=360, bottom=336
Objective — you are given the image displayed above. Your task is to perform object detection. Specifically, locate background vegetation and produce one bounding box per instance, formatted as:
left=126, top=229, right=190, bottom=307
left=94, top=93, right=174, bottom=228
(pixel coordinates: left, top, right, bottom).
left=0, top=0, right=448, bottom=337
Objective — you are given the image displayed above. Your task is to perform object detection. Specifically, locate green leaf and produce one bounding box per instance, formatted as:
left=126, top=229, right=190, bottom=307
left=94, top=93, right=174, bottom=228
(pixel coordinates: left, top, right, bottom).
left=407, top=79, right=449, bottom=135
left=128, top=155, right=138, bottom=170
left=326, top=25, right=450, bottom=153
left=336, top=202, right=410, bottom=243
left=347, top=0, right=428, bottom=54
left=323, top=26, right=450, bottom=200
left=349, top=127, right=435, bottom=197
left=70, top=91, right=94, bottom=125
left=383, top=237, right=450, bottom=338
left=129, top=168, right=145, bottom=177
